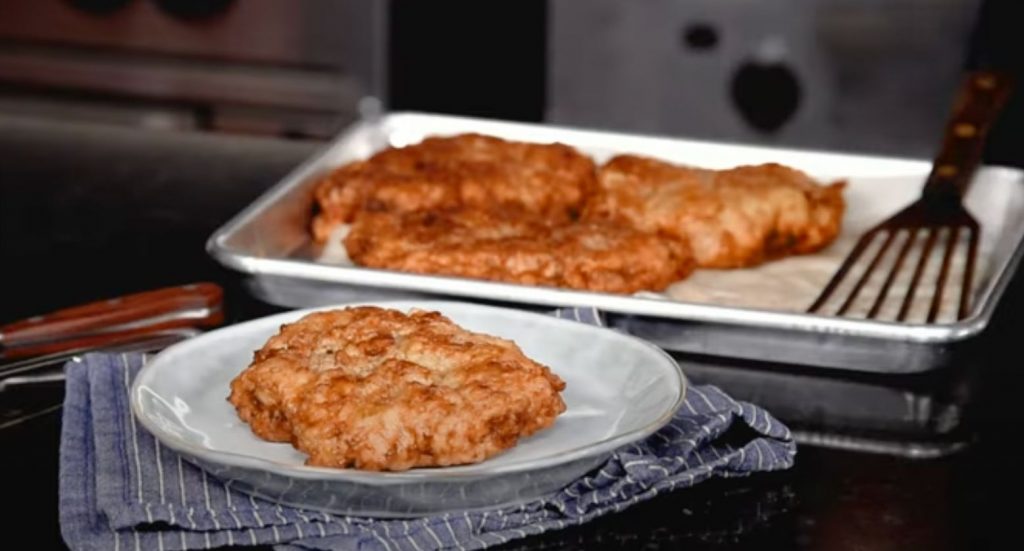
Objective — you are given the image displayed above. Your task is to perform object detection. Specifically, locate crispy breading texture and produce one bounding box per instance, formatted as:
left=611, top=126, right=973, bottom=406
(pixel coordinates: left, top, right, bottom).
left=344, top=208, right=695, bottom=294
left=584, top=155, right=846, bottom=268
left=228, top=307, right=566, bottom=471
left=311, top=133, right=597, bottom=241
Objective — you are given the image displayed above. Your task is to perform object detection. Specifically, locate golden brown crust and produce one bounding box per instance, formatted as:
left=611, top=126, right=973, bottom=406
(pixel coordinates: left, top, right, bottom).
left=584, top=155, right=846, bottom=268
left=311, top=134, right=597, bottom=241
left=228, top=307, right=566, bottom=471
left=344, top=208, right=695, bottom=294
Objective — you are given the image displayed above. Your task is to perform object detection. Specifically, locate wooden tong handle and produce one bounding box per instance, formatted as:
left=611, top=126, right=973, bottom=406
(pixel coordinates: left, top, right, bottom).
left=924, top=70, right=1014, bottom=199
left=0, top=283, right=223, bottom=349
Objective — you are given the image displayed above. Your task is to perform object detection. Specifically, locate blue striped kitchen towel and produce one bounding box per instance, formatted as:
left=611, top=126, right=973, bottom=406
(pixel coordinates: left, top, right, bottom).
left=59, top=309, right=795, bottom=551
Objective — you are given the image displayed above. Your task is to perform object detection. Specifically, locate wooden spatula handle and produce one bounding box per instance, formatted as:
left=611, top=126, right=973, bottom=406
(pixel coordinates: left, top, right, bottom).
left=0, top=283, right=223, bottom=348
left=924, top=70, right=1014, bottom=199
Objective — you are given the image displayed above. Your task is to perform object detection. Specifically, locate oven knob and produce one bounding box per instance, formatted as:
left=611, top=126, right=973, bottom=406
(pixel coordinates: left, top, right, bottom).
left=66, top=0, right=133, bottom=15
left=730, top=59, right=802, bottom=134
left=681, top=22, right=719, bottom=52
left=152, top=0, right=234, bottom=20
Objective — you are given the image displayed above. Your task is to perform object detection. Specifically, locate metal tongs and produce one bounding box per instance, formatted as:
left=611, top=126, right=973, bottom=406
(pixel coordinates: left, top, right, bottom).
left=0, top=283, right=224, bottom=429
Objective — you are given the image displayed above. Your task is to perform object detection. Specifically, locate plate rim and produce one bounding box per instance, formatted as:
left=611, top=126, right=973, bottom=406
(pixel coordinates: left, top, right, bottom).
left=130, top=300, right=687, bottom=483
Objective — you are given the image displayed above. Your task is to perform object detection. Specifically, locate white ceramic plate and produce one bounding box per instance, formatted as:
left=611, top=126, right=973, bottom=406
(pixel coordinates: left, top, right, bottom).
left=131, top=300, right=686, bottom=516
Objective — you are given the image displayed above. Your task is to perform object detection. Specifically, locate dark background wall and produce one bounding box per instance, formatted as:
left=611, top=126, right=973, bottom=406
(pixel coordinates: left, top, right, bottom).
left=388, top=0, right=547, bottom=122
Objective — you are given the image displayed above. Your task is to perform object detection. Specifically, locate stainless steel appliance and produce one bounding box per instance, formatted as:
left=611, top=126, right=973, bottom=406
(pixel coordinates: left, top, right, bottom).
left=0, top=0, right=385, bottom=138
left=548, top=0, right=982, bottom=158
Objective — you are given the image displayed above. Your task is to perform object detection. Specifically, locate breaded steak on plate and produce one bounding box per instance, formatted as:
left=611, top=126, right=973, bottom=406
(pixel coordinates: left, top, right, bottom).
left=229, top=306, right=566, bottom=471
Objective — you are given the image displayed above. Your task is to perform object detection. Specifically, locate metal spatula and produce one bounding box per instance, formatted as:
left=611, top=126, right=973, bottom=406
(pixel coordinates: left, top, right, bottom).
left=808, top=71, right=1013, bottom=322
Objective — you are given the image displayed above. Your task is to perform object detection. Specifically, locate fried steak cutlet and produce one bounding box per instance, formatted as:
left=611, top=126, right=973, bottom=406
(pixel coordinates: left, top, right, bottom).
left=344, top=208, right=695, bottom=294
left=228, top=307, right=566, bottom=471
left=584, top=155, right=846, bottom=268
left=311, top=133, right=596, bottom=241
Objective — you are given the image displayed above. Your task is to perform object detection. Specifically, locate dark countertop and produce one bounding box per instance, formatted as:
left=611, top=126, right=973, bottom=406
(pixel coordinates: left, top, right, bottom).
left=2, top=116, right=1023, bottom=550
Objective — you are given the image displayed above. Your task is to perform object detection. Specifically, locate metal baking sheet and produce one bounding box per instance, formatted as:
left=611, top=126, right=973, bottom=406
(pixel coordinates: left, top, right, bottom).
left=207, top=112, right=1024, bottom=373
